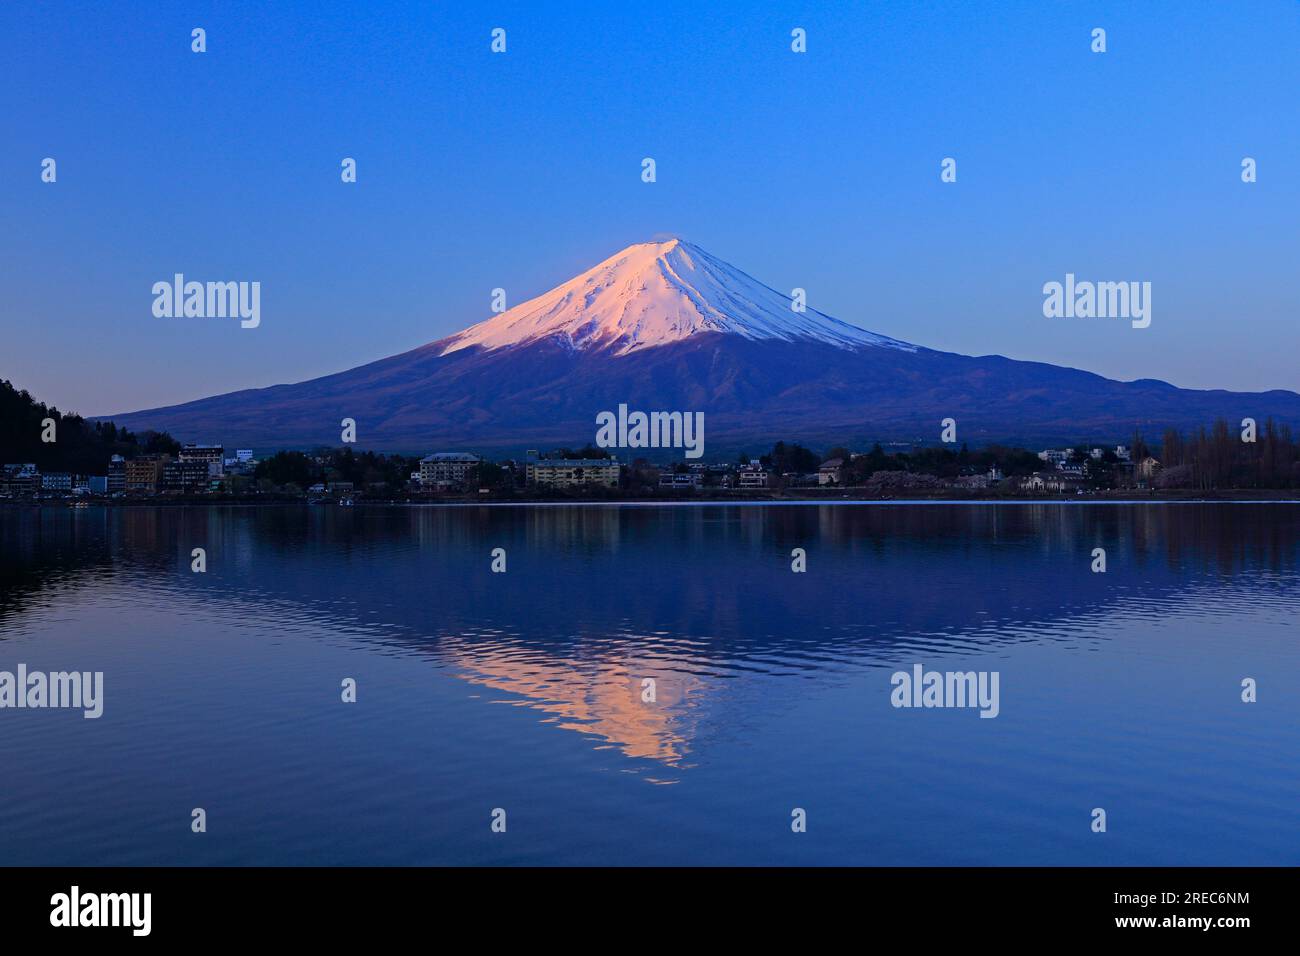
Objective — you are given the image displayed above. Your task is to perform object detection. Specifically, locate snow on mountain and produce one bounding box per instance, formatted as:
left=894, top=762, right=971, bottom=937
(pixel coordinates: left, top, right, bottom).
left=439, top=238, right=916, bottom=356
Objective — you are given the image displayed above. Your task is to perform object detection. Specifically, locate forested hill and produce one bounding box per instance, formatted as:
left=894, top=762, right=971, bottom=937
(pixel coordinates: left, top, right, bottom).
left=0, top=379, right=179, bottom=474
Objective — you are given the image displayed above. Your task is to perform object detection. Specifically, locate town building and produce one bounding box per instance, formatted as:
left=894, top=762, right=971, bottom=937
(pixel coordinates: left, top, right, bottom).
left=1019, top=471, right=1085, bottom=493
left=125, top=456, right=168, bottom=493
left=107, top=455, right=126, bottom=493
left=524, top=451, right=620, bottom=488
left=658, top=472, right=702, bottom=489
left=40, top=472, right=73, bottom=492
left=179, top=444, right=225, bottom=478
left=419, top=452, right=482, bottom=489
left=223, top=450, right=257, bottom=476
left=162, top=460, right=211, bottom=492
left=1, top=464, right=40, bottom=496
left=737, top=464, right=771, bottom=489
left=818, top=458, right=845, bottom=486
left=307, top=481, right=355, bottom=496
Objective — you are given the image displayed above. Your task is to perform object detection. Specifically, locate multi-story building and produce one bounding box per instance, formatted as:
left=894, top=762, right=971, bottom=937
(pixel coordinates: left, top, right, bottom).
left=107, top=455, right=126, bottom=493
left=224, top=449, right=257, bottom=476
left=524, top=451, right=619, bottom=488
left=419, top=452, right=482, bottom=489
left=41, top=472, right=73, bottom=493
left=1, top=464, right=40, bottom=496
left=125, top=456, right=168, bottom=494
left=179, top=444, right=225, bottom=478
left=162, top=460, right=211, bottom=492
left=738, top=465, right=771, bottom=489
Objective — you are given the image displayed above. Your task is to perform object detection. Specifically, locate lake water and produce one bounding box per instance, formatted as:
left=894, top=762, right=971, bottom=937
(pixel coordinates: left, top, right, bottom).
left=1, top=502, right=1297, bottom=866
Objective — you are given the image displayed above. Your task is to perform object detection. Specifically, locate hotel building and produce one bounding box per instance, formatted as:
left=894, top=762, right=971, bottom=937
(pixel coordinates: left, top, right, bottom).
left=525, top=451, right=620, bottom=488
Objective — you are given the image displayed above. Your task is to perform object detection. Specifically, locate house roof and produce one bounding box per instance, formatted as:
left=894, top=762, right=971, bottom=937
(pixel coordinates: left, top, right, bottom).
left=419, top=453, right=481, bottom=463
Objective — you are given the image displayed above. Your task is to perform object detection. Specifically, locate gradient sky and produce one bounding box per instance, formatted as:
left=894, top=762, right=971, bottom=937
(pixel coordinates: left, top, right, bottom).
left=3, top=0, right=1298, bottom=416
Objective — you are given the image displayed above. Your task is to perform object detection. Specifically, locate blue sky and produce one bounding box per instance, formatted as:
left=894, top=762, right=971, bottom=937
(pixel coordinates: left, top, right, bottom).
left=2, top=0, right=1298, bottom=415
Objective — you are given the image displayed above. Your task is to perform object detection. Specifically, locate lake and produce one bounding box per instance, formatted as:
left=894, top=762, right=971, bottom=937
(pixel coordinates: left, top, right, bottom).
left=1, top=502, right=1297, bottom=865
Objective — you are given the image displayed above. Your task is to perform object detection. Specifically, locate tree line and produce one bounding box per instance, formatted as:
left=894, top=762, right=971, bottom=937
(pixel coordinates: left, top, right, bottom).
left=1151, top=419, right=1300, bottom=489
left=0, top=379, right=179, bottom=474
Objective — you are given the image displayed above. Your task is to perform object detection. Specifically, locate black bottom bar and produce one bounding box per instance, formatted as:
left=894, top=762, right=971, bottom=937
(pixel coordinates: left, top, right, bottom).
left=0, top=866, right=1282, bottom=941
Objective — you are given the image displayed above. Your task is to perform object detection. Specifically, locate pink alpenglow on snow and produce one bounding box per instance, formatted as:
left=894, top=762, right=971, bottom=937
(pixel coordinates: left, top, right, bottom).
left=438, top=239, right=917, bottom=356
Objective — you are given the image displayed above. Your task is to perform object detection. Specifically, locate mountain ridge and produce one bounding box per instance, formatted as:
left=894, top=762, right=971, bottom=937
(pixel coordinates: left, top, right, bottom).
left=99, top=239, right=1300, bottom=454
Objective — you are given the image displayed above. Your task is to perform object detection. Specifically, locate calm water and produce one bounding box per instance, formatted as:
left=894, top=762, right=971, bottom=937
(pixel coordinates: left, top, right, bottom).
left=1, top=502, right=1297, bottom=866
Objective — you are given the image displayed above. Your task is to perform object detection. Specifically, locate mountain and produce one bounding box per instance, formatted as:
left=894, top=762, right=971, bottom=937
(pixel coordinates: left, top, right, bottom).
left=440, top=239, right=913, bottom=356
left=102, top=238, right=1300, bottom=454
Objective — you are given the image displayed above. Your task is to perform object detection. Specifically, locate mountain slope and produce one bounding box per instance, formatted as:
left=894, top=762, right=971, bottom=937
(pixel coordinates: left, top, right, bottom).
left=101, top=239, right=1300, bottom=453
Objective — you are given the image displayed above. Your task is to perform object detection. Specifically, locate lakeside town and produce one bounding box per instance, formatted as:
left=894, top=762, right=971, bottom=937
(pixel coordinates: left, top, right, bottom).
left=5, top=378, right=1300, bottom=504
left=6, top=434, right=1300, bottom=504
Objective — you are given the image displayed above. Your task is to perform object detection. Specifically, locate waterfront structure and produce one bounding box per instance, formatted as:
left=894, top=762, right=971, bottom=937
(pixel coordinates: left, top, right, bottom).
left=419, top=452, right=482, bottom=489
left=125, top=456, right=167, bottom=493
left=107, top=455, right=126, bottom=493
left=162, top=460, right=211, bottom=491
left=179, top=444, right=225, bottom=477
left=524, top=451, right=620, bottom=488
left=1020, top=471, right=1084, bottom=493
left=0, top=464, right=40, bottom=496
left=40, top=472, right=73, bottom=492
left=818, top=457, right=845, bottom=486
left=658, top=472, right=702, bottom=489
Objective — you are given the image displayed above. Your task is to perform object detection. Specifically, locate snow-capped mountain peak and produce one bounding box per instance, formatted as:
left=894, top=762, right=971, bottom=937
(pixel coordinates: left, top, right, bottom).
left=439, top=239, right=916, bottom=356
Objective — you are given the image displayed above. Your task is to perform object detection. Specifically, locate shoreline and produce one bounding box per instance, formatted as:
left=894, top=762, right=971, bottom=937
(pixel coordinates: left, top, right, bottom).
left=4, top=490, right=1300, bottom=509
